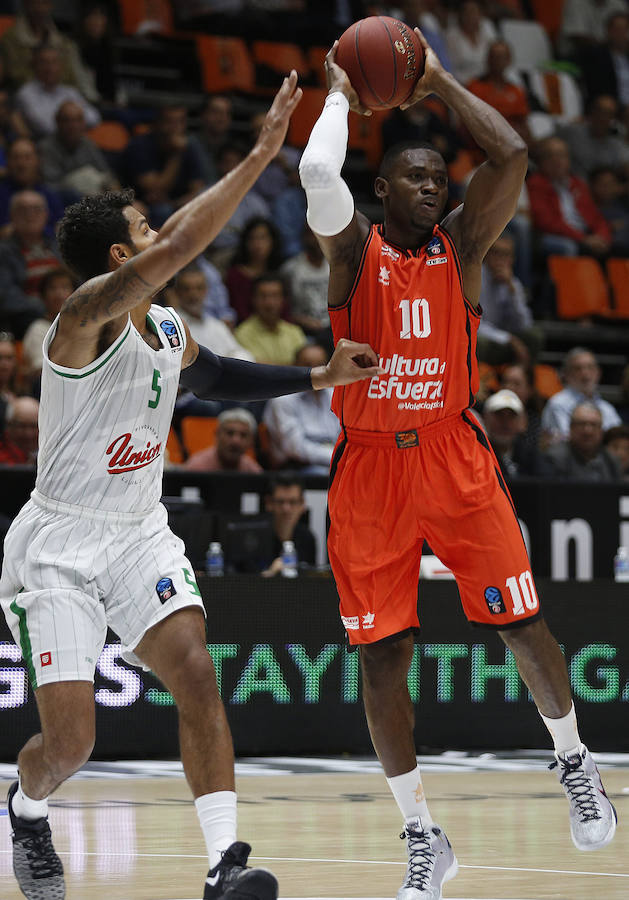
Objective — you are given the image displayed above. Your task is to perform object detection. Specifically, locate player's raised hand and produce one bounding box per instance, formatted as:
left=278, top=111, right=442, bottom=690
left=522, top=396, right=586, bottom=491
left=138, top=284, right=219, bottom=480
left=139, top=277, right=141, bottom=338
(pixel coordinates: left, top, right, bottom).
left=255, top=70, right=303, bottom=158
left=311, top=339, right=383, bottom=390
left=324, top=42, right=372, bottom=117
left=400, top=28, right=448, bottom=110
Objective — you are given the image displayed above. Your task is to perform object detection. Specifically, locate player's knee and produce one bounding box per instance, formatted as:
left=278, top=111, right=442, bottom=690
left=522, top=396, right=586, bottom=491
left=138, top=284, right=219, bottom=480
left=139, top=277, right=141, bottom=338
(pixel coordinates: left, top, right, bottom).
left=46, top=729, right=94, bottom=779
left=360, top=637, right=414, bottom=690
left=169, top=645, right=219, bottom=707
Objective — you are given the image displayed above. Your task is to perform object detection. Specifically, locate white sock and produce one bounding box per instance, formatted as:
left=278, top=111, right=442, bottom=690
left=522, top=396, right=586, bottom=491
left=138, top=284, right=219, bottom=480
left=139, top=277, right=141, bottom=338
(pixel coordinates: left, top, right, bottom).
left=540, top=703, right=583, bottom=756
left=386, top=765, right=433, bottom=826
left=11, top=778, right=48, bottom=821
left=195, top=791, right=237, bottom=885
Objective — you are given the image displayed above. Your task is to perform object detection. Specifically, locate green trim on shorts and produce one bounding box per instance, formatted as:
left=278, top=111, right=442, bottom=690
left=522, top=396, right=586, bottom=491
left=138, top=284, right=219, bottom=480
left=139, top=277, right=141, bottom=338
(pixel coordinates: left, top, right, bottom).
left=48, top=324, right=130, bottom=378
left=10, top=592, right=37, bottom=690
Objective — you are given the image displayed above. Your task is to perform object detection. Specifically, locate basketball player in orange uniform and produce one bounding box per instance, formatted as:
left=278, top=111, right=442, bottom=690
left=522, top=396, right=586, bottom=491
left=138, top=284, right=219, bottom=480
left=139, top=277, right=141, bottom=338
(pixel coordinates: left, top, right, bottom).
left=299, top=30, right=617, bottom=900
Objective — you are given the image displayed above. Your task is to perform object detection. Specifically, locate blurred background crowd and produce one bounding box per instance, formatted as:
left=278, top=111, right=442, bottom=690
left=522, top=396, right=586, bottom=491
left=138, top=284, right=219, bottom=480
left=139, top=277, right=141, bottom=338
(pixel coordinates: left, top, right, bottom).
left=2, top=0, right=629, bottom=517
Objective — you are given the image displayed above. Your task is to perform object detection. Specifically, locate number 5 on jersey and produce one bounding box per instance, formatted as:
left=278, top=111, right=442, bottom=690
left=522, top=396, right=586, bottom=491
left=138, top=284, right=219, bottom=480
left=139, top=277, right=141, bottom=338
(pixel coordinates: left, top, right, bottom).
left=148, top=369, right=161, bottom=409
left=399, top=298, right=431, bottom=340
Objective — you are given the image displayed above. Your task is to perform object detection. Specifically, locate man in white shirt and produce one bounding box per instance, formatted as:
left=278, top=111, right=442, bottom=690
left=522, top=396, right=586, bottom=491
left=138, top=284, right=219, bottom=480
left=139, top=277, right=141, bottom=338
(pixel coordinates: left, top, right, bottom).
left=173, top=264, right=253, bottom=361
left=263, top=343, right=340, bottom=474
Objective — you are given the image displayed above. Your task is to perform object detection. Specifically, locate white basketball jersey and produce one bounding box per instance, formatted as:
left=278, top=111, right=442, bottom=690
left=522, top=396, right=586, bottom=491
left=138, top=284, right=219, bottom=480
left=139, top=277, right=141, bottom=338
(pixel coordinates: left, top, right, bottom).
left=35, top=305, right=186, bottom=516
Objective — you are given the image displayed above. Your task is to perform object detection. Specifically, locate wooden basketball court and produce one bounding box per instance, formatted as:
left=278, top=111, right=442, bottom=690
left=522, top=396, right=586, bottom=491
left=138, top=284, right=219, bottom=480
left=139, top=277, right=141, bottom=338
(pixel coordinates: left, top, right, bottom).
left=1, top=756, right=627, bottom=899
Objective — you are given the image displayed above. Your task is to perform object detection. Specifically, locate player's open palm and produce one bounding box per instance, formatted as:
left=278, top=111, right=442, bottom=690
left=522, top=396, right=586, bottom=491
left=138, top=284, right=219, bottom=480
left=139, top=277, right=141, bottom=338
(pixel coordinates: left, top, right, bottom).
left=325, top=339, right=382, bottom=386
left=256, top=70, right=303, bottom=159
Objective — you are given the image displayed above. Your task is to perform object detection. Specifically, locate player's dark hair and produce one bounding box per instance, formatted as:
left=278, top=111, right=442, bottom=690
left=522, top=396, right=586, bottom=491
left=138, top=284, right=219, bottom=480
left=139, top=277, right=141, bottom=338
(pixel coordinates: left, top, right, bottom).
left=378, top=141, right=441, bottom=179
left=56, top=189, right=136, bottom=282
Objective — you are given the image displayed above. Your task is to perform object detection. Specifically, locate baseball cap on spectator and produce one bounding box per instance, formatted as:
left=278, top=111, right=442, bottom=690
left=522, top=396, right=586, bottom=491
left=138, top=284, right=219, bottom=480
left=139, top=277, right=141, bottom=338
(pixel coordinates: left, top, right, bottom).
left=485, top=389, right=524, bottom=415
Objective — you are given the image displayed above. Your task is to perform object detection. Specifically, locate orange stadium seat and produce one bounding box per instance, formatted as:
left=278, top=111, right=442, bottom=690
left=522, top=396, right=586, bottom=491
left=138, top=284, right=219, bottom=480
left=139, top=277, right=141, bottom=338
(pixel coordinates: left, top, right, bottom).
left=166, top=427, right=184, bottom=465
left=0, top=15, right=15, bottom=37
left=181, top=416, right=218, bottom=458
left=118, top=0, right=173, bottom=36
left=531, top=0, right=565, bottom=44
left=606, top=258, right=629, bottom=318
left=547, top=256, right=611, bottom=319
left=196, top=35, right=255, bottom=94
left=534, top=364, right=563, bottom=399
left=348, top=109, right=387, bottom=172
left=308, top=46, right=328, bottom=87
left=252, top=41, right=310, bottom=80
left=287, top=86, right=327, bottom=148
left=88, top=121, right=130, bottom=152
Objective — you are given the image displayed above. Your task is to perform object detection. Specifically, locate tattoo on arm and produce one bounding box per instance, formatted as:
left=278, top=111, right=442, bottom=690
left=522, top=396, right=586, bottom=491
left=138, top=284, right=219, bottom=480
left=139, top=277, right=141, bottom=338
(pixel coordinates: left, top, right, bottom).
left=64, top=260, right=156, bottom=327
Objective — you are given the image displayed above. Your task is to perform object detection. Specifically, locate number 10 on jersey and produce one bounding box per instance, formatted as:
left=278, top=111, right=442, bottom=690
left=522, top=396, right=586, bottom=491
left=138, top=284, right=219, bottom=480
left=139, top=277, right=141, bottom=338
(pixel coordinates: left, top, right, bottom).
left=399, top=298, right=431, bottom=340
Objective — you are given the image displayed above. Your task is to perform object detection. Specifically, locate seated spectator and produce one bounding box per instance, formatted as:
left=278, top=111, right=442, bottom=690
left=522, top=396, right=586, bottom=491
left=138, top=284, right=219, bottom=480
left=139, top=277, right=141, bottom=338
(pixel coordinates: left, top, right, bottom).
left=194, top=94, right=235, bottom=186
left=483, top=389, right=551, bottom=479
left=0, top=332, right=18, bottom=430
left=543, top=402, right=621, bottom=481
left=15, top=45, right=100, bottom=140
left=617, top=363, right=629, bottom=423
left=541, top=347, right=621, bottom=443
left=225, top=217, right=284, bottom=324
left=0, top=191, right=62, bottom=338
left=0, top=396, right=39, bottom=465
left=272, top=183, right=306, bottom=259
left=172, top=264, right=254, bottom=360
left=603, top=423, right=629, bottom=480
left=527, top=137, right=611, bottom=258
left=74, top=2, right=117, bottom=103
left=39, top=101, right=118, bottom=197
left=467, top=41, right=531, bottom=146
left=0, top=138, right=65, bottom=235
left=207, top=142, right=270, bottom=267
left=589, top=166, right=629, bottom=256
left=182, top=408, right=263, bottom=472
left=382, top=102, right=461, bottom=163
left=581, top=12, right=629, bottom=107
left=0, top=89, right=29, bottom=176
left=477, top=233, right=540, bottom=366
left=250, top=109, right=301, bottom=204
left=235, top=275, right=306, bottom=364
left=446, top=0, right=497, bottom=85
left=0, top=0, right=95, bottom=96
left=263, top=344, right=340, bottom=475
left=559, top=0, right=628, bottom=61
left=559, top=95, right=629, bottom=180
left=22, top=267, right=74, bottom=381
left=260, top=474, right=317, bottom=575
left=281, top=224, right=330, bottom=336
left=120, top=105, right=206, bottom=227
left=399, top=0, right=453, bottom=71
left=499, top=362, right=546, bottom=451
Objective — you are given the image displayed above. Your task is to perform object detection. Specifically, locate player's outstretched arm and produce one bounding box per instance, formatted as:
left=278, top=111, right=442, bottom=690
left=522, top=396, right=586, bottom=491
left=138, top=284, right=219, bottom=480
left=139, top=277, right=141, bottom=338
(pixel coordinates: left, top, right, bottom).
left=61, top=74, right=302, bottom=332
left=403, top=29, right=527, bottom=303
left=180, top=327, right=382, bottom=401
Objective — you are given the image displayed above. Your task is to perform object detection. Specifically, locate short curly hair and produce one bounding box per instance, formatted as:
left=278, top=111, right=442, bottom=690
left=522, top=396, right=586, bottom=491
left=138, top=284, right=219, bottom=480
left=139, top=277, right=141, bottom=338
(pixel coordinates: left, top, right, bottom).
left=56, top=189, right=137, bottom=282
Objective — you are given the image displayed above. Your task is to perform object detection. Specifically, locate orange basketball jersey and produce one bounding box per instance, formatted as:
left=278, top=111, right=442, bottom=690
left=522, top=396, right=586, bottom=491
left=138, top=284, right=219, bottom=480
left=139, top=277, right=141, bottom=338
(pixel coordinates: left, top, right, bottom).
left=330, top=224, right=480, bottom=432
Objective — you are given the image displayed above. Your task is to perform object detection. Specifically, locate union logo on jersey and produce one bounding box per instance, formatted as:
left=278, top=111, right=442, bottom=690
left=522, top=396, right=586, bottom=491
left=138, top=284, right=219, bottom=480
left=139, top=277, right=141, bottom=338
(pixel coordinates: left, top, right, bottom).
left=426, top=236, right=446, bottom=257
left=106, top=432, right=162, bottom=474
left=160, top=320, right=181, bottom=350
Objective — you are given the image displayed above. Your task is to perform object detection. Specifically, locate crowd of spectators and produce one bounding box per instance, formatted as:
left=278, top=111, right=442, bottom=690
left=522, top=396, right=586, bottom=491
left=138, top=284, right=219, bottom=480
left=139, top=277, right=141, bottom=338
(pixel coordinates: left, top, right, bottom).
left=2, top=0, right=629, bottom=536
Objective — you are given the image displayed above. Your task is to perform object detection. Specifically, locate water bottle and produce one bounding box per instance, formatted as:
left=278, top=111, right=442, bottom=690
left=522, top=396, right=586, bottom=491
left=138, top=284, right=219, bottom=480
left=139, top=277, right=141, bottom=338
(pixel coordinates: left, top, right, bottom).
left=281, top=540, right=298, bottom=578
left=614, top=546, right=629, bottom=582
left=206, top=541, right=224, bottom=577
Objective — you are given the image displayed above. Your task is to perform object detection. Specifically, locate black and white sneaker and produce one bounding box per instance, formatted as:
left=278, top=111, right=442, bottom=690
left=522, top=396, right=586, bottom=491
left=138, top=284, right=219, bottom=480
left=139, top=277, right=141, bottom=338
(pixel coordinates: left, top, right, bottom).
left=203, top=841, right=278, bottom=900
left=397, top=817, right=458, bottom=899
left=550, top=745, right=617, bottom=851
left=7, top=781, right=65, bottom=900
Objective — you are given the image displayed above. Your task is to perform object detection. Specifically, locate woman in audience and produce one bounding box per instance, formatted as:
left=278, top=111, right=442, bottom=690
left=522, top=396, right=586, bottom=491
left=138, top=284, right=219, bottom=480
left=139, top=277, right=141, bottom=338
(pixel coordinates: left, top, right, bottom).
left=225, top=216, right=284, bottom=323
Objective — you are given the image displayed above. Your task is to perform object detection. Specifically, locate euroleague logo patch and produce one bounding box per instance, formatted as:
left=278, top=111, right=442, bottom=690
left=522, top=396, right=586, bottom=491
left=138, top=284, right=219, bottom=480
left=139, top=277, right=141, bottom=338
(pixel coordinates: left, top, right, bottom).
left=160, top=320, right=181, bottom=350
left=484, top=586, right=506, bottom=615
left=156, top=577, right=177, bottom=603
left=426, top=236, right=446, bottom=257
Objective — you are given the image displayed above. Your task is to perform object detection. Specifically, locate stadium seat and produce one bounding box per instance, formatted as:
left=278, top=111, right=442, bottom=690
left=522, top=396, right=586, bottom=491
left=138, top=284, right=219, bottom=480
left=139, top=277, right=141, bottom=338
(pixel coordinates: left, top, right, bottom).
left=88, top=121, right=130, bottom=152
left=348, top=109, right=387, bottom=172
left=117, top=0, right=174, bottom=36
left=531, top=0, right=565, bottom=44
left=181, top=416, right=218, bottom=457
left=253, top=41, right=310, bottom=92
left=287, top=86, right=327, bottom=148
left=606, top=258, right=629, bottom=318
left=499, top=20, right=553, bottom=69
left=0, top=15, right=15, bottom=37
left=547, top=256, right=611, bottom=319
left=308, top=46, right=328, bottom=87
left=166, top=427, right=184, bottom=465
left=534, top=364, right=563, bottom=399
left=196, top=35, right=255, bottom=94
left=522, top=69, right=583, bottom=123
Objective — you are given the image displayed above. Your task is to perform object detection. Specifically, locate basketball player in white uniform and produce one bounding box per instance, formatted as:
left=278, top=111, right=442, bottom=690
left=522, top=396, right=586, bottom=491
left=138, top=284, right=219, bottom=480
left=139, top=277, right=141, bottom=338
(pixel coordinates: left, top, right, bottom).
left=0, top=72, right=380, bottom=900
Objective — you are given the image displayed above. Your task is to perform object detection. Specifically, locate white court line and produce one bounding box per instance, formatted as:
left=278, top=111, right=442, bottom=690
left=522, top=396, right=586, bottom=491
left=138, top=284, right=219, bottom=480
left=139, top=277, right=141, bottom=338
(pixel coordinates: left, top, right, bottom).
left=0, top=848, right=626, bottom=879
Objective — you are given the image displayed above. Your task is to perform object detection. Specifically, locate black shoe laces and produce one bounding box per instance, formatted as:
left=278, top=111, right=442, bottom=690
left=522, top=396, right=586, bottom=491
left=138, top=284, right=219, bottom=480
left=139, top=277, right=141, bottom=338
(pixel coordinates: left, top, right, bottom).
left=19, top=830, right=63, bottom=880
left=550, top=756, right=601, bottom=822
left=400, top=824, right=436, bottom=889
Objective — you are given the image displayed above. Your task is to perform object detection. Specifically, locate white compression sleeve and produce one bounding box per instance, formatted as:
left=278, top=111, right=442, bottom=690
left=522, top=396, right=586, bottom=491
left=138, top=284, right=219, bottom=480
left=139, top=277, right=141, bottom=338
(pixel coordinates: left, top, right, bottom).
left=299, top=91, right=355, bottom=236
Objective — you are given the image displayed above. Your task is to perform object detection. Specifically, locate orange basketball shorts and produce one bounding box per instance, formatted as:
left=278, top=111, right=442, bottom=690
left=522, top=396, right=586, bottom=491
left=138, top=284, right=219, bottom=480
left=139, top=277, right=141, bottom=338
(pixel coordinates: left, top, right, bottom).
left=327, top=411, right=542, bottom=646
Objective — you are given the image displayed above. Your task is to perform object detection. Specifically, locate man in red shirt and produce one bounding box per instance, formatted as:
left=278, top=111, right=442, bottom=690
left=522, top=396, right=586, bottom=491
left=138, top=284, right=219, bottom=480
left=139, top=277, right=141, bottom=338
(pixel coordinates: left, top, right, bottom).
left=0, top=395, right=38, bottom=464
